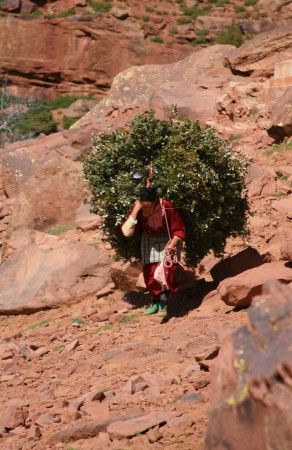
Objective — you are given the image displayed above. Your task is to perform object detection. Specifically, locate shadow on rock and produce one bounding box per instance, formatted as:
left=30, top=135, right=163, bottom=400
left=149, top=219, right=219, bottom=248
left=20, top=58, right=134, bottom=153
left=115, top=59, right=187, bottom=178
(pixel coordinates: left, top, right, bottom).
left=165, top=279, right=217, bottom=322
left=122, top=291, right=151, bottom=309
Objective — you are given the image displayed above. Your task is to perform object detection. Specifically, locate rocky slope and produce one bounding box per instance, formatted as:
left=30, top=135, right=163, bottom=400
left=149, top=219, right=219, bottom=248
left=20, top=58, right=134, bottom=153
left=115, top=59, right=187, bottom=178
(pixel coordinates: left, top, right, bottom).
left=1, top=0, right=292, bottom=98
left=0, top=19, right=292, bottom=450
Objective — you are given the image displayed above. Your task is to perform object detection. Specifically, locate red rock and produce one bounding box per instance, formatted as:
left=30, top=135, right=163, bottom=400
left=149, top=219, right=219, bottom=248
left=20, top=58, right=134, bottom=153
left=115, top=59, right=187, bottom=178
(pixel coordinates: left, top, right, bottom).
left=0, top=0, right=20, bottom=12
left=111, top=260, right=143, bottom=291
left=271, top=194, right=292, bottom=215
left=210, top=247, right=264, bottom=284
left=280, top=239, right=292, bottom=260
left=1, top=401, right=29, bottom=431
left=27, top=424, right=42, bottom=440
left=147, top=427, right=162, bottom=443
left=218, top=261, right=292, bottom=307
left=65, top=340, right=79, bottom=352
left=75, top=202, right=104, bottom=232
left=225, top=26, right=292, bottom=74
left=245, top=163, right=277, bottom=198
left=96, top=283, right=115, bottom=299
left=0, top=229, right=111, bottom=314
left=107, top=411, right=177, bottom=438
left=0, top=16, right=192, bottom=99
left=47, top=413, right=147, bottom=444
left=206, top=281, right=292, bottom=450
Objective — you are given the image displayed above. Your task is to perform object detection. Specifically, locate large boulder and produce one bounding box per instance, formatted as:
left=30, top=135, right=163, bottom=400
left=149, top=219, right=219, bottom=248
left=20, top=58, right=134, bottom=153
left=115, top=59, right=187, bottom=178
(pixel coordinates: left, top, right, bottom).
left=225, top=25, right=292, bottom=74
left=218, top=261, right=292, bottom=308
left=78, top=45, right=236, bottom=125
left=267, top=86, right=292, bottom=140
left=206, top=281, right=292, bottom=450
left=245, top=163, right=277, bottom=198
left=210, top=247, right=264, bottom=285
left=10, top=152, right=85, bottom=231
left=0, top=229, right=111, bottom=314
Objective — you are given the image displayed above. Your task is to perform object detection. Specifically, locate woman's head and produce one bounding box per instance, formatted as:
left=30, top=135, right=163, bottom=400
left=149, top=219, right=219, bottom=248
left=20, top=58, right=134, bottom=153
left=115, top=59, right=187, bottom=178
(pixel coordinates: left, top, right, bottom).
left=139, top=187, right=158, bottom=216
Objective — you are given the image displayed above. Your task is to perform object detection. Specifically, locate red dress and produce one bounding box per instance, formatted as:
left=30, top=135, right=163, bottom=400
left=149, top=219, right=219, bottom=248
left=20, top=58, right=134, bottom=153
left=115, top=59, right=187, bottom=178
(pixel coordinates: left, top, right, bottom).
left=126, top=199, right=185, bottom=299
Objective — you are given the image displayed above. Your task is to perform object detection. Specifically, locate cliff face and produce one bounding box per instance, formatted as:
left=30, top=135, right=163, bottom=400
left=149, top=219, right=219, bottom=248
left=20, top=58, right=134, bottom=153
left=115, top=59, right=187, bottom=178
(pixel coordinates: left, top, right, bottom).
left=0, top=15, right=193, bottom=99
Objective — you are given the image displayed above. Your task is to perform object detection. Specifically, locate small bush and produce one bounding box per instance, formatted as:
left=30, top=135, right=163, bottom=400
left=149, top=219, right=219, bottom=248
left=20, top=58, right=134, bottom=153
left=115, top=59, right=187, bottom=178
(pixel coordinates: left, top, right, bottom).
left=216, top=21, right=243, bottom=47
left=177, top=16, right=192, bottom=25
left=181, top=4, right=211, bottom=19
left=191, top=37, right=208, bottom=45
left=31, top=9, right=42, bottom=16
left=151, top=37, right=164, bottom=43
left=244, top=0, right=259, bottom=6
left=169, top=26, right=178, bottom=35
left=142, top=15, right=149, bottom=21
left=90, top=1, right=112, bottom=13
left=18, top=108, right=58, bottom=136
left=46, top=95, right=93, bottom=109
left=57, top=8, right=75, bottom=18
left=197, top=29, right=209, bottom=37
left=63, top=116, right=76, bottom=129
left=145, top=6, right=155, bottom=12
left=234, top=5, right=245, bottom=12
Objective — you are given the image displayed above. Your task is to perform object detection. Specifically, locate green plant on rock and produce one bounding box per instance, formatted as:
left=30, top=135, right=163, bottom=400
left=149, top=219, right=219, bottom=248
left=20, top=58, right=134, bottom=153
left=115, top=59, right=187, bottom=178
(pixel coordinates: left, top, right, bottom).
left=151, top=36, right=164, bottom=43
left=90, top=1, right=112, bottom=13
left=83, top=110, right=250, bottom=267
left=216, top=21, right=243, bottom=47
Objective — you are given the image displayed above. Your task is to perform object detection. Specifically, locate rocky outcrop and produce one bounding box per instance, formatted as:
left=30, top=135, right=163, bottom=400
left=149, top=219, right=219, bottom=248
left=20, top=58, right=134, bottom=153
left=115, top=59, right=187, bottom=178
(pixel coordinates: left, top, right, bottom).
left=218, top=261, right=292, bottom=308
left=0, top=229, right=111, bottom=313
left=0, top=15, right=193, bottom=99
left=267, top=86, right=292, bottom=140
left=225, top=25, right=292, bottom=74
left=206, top=280, right=292, bottom=450
left=78, top=44, right=237, bottom=125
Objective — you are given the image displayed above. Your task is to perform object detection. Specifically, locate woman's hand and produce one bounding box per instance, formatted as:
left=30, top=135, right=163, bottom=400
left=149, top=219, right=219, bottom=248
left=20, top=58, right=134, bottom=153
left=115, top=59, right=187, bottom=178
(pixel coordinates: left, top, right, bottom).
left=132, top=199, right=142, bottom=218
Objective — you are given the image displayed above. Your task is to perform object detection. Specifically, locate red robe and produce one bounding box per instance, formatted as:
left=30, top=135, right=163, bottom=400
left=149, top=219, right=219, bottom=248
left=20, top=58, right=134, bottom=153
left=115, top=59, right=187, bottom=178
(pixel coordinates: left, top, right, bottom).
left=125, top=199, right=185, bottom=299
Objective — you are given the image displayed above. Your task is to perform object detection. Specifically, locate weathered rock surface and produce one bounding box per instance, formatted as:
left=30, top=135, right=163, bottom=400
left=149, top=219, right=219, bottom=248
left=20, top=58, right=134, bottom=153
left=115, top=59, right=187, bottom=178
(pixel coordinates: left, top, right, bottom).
left=267, top=86, right=292, bottom=140
left=0, top=229, right=111, bottom=313
left=218, top=261, right=292, bottom=307
left=79, top=45, right=236, bottom=125
left=0, top=15, right=193, bottom=98
left=225, top=25, right=292, bottom=74
left=245, top=163, right=277, bottom=198
left=210, top=247, right=264, bottom=284
left=206, top=281, right=292, bottom=450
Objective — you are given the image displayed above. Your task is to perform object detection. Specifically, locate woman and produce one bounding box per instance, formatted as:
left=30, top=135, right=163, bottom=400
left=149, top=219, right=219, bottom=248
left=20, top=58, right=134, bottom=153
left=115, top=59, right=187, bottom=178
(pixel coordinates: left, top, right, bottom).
left=121, top=187, right=185, bottom=317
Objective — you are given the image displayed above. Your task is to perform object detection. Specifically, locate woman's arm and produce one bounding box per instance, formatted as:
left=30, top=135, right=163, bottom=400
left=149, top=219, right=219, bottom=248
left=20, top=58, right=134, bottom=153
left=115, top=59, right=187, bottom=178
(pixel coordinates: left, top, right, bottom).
left=121, top=200, right=142, bottom=237
left=164, top=202, right=185, bottom=250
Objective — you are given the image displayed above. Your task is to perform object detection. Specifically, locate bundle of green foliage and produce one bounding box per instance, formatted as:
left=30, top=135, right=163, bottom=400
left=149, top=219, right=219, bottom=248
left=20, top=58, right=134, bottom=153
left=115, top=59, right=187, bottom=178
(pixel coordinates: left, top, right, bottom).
left=83, top=110, right=250, bottom=267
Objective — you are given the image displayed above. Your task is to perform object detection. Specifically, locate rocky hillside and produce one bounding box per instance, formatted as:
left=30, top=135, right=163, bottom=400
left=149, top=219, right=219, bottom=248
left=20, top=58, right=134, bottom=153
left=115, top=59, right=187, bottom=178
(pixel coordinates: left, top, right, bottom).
left=0, top=14, right=292, bottom=450
left=0, top=0, right=292, bottom=98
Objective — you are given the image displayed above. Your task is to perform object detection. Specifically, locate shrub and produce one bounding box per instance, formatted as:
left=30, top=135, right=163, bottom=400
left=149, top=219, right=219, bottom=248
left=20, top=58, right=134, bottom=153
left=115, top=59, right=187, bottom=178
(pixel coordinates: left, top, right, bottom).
left=244, top=0, right=259, bottom=6
left=216, top=21, right=243, bottom=47
left=169, top=27, right=178, bottom=35
left=83, top=110, right=250, bottom=267
left=46, top=95, right=93, bottom=109
left=90, top=1, right=112, bottom=13
left=177, top=16, right=192, bottom=25
left=151, top=37, right=164, bottom=43
left=63, top=116, right=76, bottom=129
left=18, top=108, right=58, bottom=136
left=57, top=8, right=75, bottom=18
left=180, top=4, right=211, bottom=19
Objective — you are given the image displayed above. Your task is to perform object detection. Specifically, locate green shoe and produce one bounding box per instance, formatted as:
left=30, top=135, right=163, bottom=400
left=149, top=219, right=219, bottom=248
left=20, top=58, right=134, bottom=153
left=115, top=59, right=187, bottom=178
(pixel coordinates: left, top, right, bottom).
left=144, top=303, right=159, bottom=315
left=157, top=304, right=168, bottom=317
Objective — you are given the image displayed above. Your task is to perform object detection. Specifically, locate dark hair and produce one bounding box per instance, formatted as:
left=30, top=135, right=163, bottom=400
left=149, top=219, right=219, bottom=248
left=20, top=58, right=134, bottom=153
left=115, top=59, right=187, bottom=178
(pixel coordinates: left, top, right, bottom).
left=139, top=187, right=158, bottom=202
